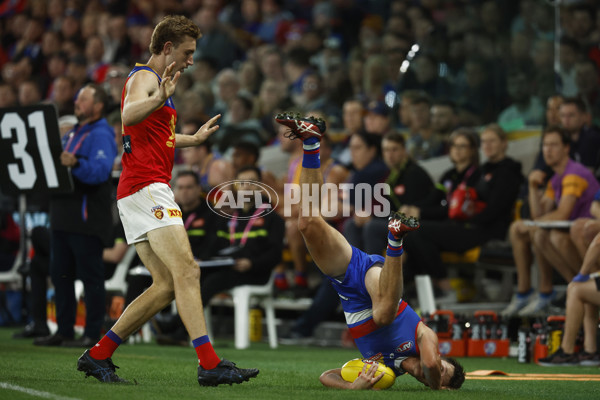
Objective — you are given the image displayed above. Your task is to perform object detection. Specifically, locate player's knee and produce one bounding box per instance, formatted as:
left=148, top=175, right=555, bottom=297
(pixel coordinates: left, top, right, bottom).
left=583, top=223, right=599, bottom=244
left=566, top=281, right=580, bottom=299
left=179, top=263, right=201, bottom=282
left=151, top=282, right=175, bottom=303
left=532, top=228, right=548, bottom=247
left=508, top=221, right=521, bottom=242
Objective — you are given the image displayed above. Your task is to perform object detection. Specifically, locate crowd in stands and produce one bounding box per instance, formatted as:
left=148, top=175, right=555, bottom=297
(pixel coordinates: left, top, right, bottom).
left=1, top=0, right=600, bottom=354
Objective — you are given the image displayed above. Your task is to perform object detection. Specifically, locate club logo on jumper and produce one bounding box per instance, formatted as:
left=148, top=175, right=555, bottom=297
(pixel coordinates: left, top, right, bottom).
left=167, top=208, right=182, bottom=218
left=151, top=205, right=164, bottom=220
left=207, top=180, right=278, bottom=220
left=396, top=341, right=414, bottom=353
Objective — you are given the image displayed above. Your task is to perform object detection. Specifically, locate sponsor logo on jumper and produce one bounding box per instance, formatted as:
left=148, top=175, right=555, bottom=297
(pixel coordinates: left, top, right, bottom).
left=151, top=205, right=164, bottom=220
left=167, top=208, right=182, bottom=218
left=365, top=353, right=383, bottom=362
left=396, top=341, right=413, bottom=353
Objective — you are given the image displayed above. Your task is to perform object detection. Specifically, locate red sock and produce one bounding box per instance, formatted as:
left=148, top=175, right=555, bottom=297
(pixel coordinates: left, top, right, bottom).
left=89, top=330, right=122, bottom=360
left=294, top=272, right=308, bottom=288
left=193, top=336, right=221, bottom=369
left=274, top=273, right=289, bottom=290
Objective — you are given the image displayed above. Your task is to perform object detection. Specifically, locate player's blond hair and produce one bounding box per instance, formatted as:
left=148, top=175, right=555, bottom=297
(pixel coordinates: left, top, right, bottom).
left=149, top=15, right=201, bottom=55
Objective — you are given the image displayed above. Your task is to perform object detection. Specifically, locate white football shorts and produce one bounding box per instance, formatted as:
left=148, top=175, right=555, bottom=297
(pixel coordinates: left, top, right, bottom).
left=117, top=182, right=183, bottom=244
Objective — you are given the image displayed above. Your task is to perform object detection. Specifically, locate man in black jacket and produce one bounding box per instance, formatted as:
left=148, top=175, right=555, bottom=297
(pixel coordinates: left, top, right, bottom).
left=35, top=84, right=117, bottom=347
left=345, top=132, right=435, bottom=254
left=201, top=166, right=284, bottom=303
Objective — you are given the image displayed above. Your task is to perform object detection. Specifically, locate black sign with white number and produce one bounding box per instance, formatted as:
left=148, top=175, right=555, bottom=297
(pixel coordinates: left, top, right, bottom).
left=0, top=104, right=73, bottom=195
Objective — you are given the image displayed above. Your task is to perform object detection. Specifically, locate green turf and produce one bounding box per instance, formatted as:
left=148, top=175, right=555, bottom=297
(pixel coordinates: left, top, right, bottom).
left=0, top=327, right=598, bottom=400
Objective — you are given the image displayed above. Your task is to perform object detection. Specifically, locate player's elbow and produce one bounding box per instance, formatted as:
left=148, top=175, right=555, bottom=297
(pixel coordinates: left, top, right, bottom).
left=121, top=114, right=136, bottom=127
left=372, top=307, right=396, bottom=326
left=121, top=109, right=142, bottom=127
left=319, top=370, right=336, bottom=388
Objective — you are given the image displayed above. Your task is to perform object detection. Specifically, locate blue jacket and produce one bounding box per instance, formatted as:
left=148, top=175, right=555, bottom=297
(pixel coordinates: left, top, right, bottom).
left=50, top=118, right=117, bottom=246
left=64, top=118, right=116, bottom=185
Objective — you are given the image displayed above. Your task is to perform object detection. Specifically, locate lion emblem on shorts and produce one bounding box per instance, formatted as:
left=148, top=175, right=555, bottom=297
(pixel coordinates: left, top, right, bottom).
left=151, top=205, right=165, bottom=220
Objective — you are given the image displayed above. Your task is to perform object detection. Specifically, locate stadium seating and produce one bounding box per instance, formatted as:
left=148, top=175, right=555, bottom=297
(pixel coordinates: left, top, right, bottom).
left=206, top=271, right=278, bottom=349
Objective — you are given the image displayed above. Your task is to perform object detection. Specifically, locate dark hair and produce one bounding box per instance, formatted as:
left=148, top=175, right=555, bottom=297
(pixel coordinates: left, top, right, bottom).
left=383, top=131, right=406, bottom=147
left=561, top=97, right=588, bottom=114
left=543, top=125, right=571, bottom=146
left=444, top=357, right=465, bottom=389
left=285, top=47, right=311, bottom=68
left=196, top=55, right=219, bottom=71
left=353, top=131, right=381, bottom=151
left=412, top=93, right=433, bottom=108
left=85, top=83, right=109, bottom=115
left=233, top=141, right=260, bottom=161
left=432, top=100, right=457, bottom=115
left=176, top=170, right=200, bottom=185
left=236, top=165, right=262, bottom=181
left=449, top=128, right=480, bottom=165
left=234, top=93, right=254, bottom=112
left=559, top=36, right=580, bottom=52
left=149, top=15, right=201, bottom=55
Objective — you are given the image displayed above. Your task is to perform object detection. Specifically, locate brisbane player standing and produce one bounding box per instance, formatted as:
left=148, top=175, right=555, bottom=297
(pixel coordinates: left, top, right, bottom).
left=76, top=15, right=258, bottom=386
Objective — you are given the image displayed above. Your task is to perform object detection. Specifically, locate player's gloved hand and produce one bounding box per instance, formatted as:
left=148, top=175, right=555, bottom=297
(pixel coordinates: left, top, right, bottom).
left=572, top=273, right=590, bottom=283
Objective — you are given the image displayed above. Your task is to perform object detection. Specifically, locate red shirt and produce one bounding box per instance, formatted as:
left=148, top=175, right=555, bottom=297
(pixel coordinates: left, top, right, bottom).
left=117, top=64, right=177, bottom=200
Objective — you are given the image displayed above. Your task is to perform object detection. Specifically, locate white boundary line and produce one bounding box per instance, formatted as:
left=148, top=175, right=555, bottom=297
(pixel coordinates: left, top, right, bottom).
left=0, top=382, right=81, bottom=400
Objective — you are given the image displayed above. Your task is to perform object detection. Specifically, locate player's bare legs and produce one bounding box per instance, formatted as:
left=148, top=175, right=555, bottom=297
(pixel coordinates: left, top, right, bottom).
left=531, top=229, right=561, bottom=292
left=297, top=165, right=353, bottom=277
left=509, top=221, right=534, bottom=293
left=533, top=229, right=581, bottom=282
left=146, top=225, right=209, bottom=337
left=365, top=212, right=418, bottom=325
left=548, top=229, right=581, bottom=278
left=79, top=224, right=258, bottom=385
left=275, top=113, right=353, bottom=277
left=107, top=225, right=207, bottom=338
left=109, top=240, right=176, bottom=338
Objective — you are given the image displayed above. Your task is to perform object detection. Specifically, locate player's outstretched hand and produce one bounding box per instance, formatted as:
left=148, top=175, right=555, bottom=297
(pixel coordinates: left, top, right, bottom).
left=159, top=61, right=180, bottom=101
left=193, top=114, right=221, bottom=144
left=350, top=363, right=384, bottom=390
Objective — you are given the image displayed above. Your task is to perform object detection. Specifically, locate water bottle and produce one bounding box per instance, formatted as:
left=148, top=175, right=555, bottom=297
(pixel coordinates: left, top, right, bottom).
left=517, top=328, right=531, bottom=363
left=249, top=308, right=263, bottom=342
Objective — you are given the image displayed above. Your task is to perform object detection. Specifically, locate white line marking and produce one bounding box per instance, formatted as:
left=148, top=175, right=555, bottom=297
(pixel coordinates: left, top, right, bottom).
left=0, top=382, right=82, bottom=400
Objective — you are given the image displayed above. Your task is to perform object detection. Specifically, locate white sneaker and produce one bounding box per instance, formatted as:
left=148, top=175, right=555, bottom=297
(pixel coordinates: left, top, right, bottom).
left=518, top=293, right=555, bottom=317
left=501, top=292, right=533, bottom=317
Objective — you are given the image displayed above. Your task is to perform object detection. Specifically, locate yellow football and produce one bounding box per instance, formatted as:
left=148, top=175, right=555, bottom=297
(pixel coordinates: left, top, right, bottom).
left=341, top=358, right=396, bottom=390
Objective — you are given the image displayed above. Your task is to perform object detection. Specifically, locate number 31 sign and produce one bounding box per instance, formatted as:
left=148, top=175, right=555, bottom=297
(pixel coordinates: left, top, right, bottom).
left=0, top=105, right=73, bottom=195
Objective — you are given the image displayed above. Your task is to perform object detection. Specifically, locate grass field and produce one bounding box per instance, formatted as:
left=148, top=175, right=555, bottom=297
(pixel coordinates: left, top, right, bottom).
left=0, top=328, right=598, bottom=400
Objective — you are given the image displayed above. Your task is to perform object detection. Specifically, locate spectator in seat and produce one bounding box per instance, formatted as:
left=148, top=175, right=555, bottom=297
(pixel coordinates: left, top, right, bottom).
left=502, top=126, right=600, bottom=317
left=402, top=126, right=523, bottom=301
left=345, top=131, right=435, bottom=255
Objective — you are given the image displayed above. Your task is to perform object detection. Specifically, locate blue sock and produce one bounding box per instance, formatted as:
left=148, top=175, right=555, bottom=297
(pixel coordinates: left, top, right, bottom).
left=302, top=141, right=320, bottom=169
left=516, top=288, right=534, bottom=300
left=539, top=291, right=554, bottom=300
left=386, top=231, right=403, bottom=257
